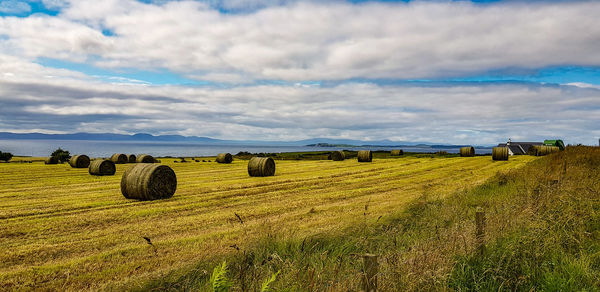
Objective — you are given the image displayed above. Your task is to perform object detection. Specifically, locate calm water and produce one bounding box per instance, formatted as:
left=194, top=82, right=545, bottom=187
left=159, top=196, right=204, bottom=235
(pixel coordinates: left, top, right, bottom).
left=0, top=139, right=492, bottom=157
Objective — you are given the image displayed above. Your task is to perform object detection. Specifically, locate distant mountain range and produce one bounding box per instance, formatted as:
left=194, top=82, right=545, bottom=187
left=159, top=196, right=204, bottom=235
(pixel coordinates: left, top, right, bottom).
left=0, top=132, right=491, bottom=148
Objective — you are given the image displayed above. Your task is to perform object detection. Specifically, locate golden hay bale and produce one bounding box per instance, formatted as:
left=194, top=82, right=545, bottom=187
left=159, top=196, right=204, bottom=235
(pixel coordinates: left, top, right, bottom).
left=121, top=164, right=177, bottom=200
left=216, top=153, right=233, bottom=163
left=69, top=155, right=90, bottom=168
left=248, top=157, right=275, bottom=177
left=531, top=145, right=560, bottom=156
left=527, top=146, right=538, bottom=156
left=89, top=159, right=116, bottom=176
left=128, top=154, right=137, bottom=163
left=45, top=156, right=58, bottom=164
left=390, top=149, right=404, bottom=156
left=111, top=153, right=128, bottom=164
left=137, top=154, right=155, bottom=163
left=460, top=146, right=475, bottom=157
left=357, top=150, right=372, bottom=162
left=492, top=147, right=509, bottom=161
left=331, top=150, right=345, bottom=161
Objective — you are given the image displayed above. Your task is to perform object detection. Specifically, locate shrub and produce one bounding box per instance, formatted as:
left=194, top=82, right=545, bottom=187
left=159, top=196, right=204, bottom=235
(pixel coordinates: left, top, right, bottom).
left=0, top=151, right=13, bottom=162
left=51, top=148, right=71, bottom=163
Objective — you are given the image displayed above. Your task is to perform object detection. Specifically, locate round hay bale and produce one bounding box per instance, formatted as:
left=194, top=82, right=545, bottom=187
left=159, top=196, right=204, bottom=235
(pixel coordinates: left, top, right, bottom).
left=121, top=164, right=177, bottom=200
left=460, top=146, right=475, bottom=157
left=111, top=153, right=128, bottom=164
left=45, top=156, right=58, bottom=164
left=89, top=159, right=116, bottom=176
left=330, top=150, right=345, bottom=161
left=492, top=147, right=509, bottom=161
left=527, top=145, right=540, bottom=156
left=357, top=150, right=372, bottom=162
left=390, top=149, right=404, bottom=156
left=533, top=145, right=559, bottom=156
left=248, top=157, right=275, bottom=177
left=137, top=154, right=155, bottom=163
left=128, top=154, right=137, bottom=163
left=216, top=153, right=233, bottom=163
left=69, top=155, right=90, bottom=168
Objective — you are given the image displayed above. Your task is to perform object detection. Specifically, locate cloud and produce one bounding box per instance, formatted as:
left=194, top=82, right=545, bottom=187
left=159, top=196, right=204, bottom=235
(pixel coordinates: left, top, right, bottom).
left=2, top=1, right=600, bottom=81
left=188, top=72, right=255, bottom=84
left=0, top=1, right=31, bottom=14
left=566, top=82, right=600, bottom=90
left=1, top=58, right=599, bottom=145
left=1, top=1, right=599, bottom=145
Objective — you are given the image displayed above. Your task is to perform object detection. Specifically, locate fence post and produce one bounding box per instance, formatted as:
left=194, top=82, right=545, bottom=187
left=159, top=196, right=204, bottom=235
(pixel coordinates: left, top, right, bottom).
left=475, top=207, right=486, bottom=256
left=362, top=254, right=378, bottom=292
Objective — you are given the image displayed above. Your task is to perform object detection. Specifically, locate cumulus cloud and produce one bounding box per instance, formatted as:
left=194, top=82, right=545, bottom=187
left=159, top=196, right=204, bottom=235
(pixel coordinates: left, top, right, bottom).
left=0, top=1, right=31, bottom=14
left=1, top=1, right=599, bottom=145
left=1, top=59, right=599, bottom=145
left=40, top=0, right=69, bottom=10
left=566, top=82, right=600, bottom=90
left=2, top=1, right=600, bottom=81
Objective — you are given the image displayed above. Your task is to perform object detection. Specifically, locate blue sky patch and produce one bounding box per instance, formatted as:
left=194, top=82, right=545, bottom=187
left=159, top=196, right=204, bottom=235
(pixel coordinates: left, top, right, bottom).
left=37, top=58, right=208, bottom=86
left=448, top=66, right=600, bottom=86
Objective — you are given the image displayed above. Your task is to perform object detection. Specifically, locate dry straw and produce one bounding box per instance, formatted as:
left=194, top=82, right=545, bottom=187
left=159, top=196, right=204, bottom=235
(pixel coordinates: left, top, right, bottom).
left=248, top=157, right=276, bottom=177
left=111, top=153, right=128, bottom=164
left=331, top=150, right=345, bottom=161
left=460, top=146, right=475, bottom=157
left=45, top=156, right=58, bottom=164
left=529, top=145, right=560, bottom=156
left=69, top=155, right=90, bottom=168
left=137, top=154, right=155, bottom=163
left=121, top=164, right=177, bottom=200
left=357, top=150, right=373, bottom=162
left=390, top=149, right=404, bottom=156
left=89, top=159, right=116, bottom=176
left=128, top=154, right=137, bottom=163
left=216, top=153, right=233, bottom=163
left=492, top=147, right=509, bottom=161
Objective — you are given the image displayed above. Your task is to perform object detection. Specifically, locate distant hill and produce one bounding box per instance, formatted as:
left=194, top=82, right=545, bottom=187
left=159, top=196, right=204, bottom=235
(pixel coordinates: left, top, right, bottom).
left=0, top=132, right=220, bottom=143
left=0, top=132, right=489, bottom=147
left=295, top=138, right=429, bottom=146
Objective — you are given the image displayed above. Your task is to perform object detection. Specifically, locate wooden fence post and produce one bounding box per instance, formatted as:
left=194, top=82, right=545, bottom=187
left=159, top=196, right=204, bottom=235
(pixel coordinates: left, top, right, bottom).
left=362, top=254, right=378, bottom=292
left=475, top=207, right=486, bottom=256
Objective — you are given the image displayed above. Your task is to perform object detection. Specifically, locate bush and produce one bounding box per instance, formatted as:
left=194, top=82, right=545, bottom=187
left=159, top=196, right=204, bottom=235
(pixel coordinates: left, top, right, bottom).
left=0, top=151, right=13, bottom=162
left=51, top=148, right=71, bottom=163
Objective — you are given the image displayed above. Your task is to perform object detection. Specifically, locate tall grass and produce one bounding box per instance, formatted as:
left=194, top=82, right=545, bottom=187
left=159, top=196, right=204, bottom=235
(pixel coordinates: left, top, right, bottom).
left=150, top=146, right=600, bottom=291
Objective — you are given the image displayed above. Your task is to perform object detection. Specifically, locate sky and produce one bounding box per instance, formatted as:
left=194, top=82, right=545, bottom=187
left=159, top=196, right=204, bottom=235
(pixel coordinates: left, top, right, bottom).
left=0, top=0, right=599, bottom=145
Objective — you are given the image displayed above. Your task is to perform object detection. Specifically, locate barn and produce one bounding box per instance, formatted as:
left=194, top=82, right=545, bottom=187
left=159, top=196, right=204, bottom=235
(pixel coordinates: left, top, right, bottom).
left=497, top=139, right=543, bottom=155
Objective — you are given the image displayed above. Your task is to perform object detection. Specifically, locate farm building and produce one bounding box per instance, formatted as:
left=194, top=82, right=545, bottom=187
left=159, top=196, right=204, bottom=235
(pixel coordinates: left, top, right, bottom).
left=497, top=139, right=543, bottom=155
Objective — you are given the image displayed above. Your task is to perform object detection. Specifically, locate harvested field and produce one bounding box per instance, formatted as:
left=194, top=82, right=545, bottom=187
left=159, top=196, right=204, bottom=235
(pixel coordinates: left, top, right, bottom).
left=0, top=155, right=536, bottom=290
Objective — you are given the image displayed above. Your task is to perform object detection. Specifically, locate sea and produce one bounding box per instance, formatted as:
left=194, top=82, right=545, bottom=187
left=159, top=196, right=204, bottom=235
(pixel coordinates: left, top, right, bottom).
left=0, top=139, right=493, bottom=157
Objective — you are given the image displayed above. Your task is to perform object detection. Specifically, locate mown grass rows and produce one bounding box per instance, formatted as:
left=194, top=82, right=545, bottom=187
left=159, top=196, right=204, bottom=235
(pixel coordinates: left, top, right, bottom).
left=0, top=155, right=535, bottom=290
left=160, top=147, right=599, bottom=291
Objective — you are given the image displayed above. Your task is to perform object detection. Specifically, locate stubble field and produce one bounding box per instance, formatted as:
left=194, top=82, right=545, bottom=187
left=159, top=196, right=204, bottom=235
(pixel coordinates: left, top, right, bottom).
left=0, top=155, right=536, bottom=290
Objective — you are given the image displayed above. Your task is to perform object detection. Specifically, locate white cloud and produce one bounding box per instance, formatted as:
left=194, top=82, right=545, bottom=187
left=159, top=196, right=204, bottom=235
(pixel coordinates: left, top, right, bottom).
left=188, top=72, right=255, bottom=84
left=41, top=0, right=69, bottom=10
left=0, top=1, right=31, bottom=14
left=1, top=1, right=599, bottom=145
left=2, top=1, right=600, bottom=81
left=566, top=82, right=600, bottom=90
left=0, top=57, right=599, bottom=145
